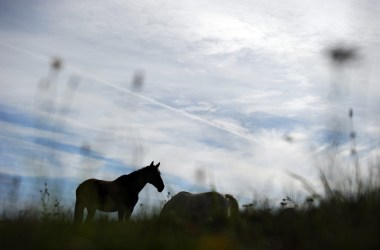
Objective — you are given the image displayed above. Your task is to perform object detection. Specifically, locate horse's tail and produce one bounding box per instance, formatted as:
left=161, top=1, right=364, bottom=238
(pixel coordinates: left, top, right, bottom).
left=225, top=194, right=239, bottom=219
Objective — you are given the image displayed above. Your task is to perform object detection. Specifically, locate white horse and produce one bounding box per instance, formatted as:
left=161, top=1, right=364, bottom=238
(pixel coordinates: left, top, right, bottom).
left=160, top=191, right=239, bottom=223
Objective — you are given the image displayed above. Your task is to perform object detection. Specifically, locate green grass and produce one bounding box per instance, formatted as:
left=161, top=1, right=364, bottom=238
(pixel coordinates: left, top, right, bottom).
left=1, top=187, right=379, bottom=250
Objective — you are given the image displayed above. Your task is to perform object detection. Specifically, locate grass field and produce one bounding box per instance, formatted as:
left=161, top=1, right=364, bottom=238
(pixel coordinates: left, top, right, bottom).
left=1, top=184, right=379, bottom=250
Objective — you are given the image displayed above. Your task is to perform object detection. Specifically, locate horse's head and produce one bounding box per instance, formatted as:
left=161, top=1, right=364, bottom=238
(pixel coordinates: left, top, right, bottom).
left=146, top=161, right=164, bottom=192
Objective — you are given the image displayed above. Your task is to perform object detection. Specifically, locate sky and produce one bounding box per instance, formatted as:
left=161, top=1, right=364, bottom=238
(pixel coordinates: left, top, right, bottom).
left=1, top=0, right=380, bottom=215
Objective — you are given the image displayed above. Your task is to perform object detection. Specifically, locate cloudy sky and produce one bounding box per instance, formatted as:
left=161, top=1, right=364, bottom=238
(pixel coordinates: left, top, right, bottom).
left=1, top=0, right=380, bottom=213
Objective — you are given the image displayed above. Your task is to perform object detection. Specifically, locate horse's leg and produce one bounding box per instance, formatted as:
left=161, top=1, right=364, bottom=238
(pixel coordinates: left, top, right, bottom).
left=85, top=207, right=96, bottom=223
left=124, top=209, right=133, bottom=220
left=124, top=199, right=137, bottom=221
left=74, top=200, right=84, bottom=224
left=118, top=210, right=125, bottom=222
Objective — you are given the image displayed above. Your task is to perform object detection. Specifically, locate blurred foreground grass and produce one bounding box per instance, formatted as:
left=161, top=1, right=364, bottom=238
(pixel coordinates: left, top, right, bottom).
left=1, top=187, right=379, bottom=250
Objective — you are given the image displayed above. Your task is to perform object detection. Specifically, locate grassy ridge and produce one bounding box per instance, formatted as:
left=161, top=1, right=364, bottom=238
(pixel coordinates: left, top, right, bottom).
left=1, top=188, right=379, bottom=250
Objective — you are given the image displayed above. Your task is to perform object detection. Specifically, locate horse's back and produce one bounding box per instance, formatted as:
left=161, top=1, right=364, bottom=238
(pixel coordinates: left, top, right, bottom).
left=76, top=179, right=99, bottom=196
left=193, top=192, right=229, bottom=217
left=76, top=178, right=114, bottom=203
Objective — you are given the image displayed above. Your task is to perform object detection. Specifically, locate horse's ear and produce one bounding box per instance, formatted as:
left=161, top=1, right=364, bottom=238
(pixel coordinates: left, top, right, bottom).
left=156, top=162, right=160, bottom=168
left=150, top=161, right=154, bottom=166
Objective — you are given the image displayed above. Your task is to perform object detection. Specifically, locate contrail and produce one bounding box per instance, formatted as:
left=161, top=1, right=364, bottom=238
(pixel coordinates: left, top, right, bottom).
left=0, top=41, right=50, bottom=63
left=69, top=67, right=257, bottom=143
left=0, top=41, right=258, bottom=144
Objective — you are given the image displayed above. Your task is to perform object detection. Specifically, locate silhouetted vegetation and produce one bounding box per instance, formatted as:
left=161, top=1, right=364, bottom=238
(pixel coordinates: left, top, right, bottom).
left=0, top=170, right=379, bottom=250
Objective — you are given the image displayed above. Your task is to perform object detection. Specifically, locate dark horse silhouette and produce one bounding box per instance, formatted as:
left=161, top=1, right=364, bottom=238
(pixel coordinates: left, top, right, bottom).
left=74, top=161, right=164, bottom=223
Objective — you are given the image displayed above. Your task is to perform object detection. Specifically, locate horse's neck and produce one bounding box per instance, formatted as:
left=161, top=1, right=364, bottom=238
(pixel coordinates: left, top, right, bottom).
left=121, top=172, right=148, bottom=194
left=132, top=177, right=148, bottom=194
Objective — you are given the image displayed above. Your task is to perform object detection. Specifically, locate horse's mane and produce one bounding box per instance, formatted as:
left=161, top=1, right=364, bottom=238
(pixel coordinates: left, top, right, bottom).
left=115, top=165, right=154, bottom=182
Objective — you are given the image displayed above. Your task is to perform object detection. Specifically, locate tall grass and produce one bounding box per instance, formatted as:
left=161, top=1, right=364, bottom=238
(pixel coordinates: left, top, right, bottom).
left=0, top=169, right=379, bottom=250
